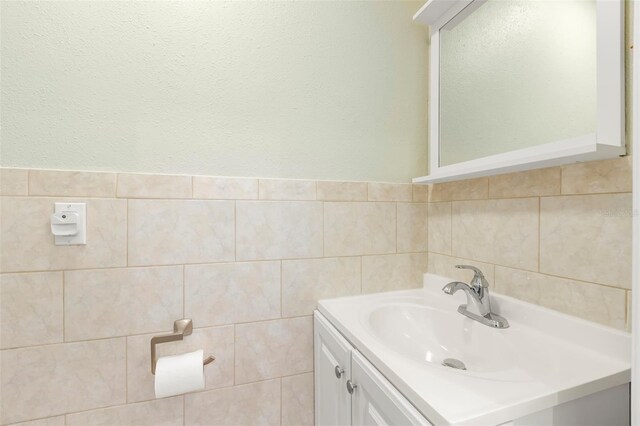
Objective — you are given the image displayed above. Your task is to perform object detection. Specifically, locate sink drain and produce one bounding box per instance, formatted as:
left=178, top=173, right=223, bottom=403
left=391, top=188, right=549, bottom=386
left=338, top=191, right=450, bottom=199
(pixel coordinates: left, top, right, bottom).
left=442, top=358, right=466, bottom=370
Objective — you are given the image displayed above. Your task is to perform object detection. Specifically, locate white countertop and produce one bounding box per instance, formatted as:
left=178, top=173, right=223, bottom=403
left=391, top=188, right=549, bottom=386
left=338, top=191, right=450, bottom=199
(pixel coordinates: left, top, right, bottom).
left=318, top=273, right=631, bottom=425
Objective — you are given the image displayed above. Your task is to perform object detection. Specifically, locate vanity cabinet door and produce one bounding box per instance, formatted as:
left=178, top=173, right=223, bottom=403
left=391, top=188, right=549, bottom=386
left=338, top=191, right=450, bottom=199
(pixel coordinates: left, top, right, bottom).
left=314, top=311, right=353, bottom=426
left=351, top=351, right=432, bottom=426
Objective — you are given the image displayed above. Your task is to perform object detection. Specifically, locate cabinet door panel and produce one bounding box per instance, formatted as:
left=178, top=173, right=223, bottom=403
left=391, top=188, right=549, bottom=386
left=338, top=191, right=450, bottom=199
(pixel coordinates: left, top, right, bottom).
left=314, top=311, right=353, bottom=426
left=351, top=351, right=432, bottom=426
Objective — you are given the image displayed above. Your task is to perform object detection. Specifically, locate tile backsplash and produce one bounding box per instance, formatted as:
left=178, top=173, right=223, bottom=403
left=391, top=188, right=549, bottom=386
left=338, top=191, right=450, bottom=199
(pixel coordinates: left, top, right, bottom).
left=0, top=169, right=427, bottom=425
left=425, top=156, right=633, bottom=331
left=0, top=157, right=632, bottom=425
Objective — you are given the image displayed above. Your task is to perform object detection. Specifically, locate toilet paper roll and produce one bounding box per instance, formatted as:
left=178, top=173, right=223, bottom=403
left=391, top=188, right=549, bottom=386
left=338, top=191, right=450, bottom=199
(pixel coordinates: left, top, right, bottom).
left=154, top=349, right=205, bottom=398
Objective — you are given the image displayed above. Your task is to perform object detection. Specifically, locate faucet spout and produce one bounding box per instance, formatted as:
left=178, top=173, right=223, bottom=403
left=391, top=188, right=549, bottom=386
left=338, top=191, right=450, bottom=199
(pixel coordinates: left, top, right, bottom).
left=442, top=281, right=490, bottom=316
left=442, top=281, right=470, bottom=295
left=441, top=265, right=509, bottom=328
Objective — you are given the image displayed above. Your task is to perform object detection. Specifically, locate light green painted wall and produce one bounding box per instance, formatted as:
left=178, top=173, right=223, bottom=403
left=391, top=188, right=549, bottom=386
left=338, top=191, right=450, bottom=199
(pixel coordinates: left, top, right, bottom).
left=1, top=1, right=428, bottom=183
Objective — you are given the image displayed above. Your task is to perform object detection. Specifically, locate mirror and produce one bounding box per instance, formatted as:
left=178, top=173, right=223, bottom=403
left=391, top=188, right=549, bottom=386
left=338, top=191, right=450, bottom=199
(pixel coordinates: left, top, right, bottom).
left=412, top=0, right=624, bottom=183
left=439, top=0, right=596, bottom=167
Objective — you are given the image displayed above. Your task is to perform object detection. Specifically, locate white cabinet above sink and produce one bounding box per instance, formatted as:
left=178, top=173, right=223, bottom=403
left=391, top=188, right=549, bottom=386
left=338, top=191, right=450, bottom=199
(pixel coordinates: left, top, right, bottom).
left=315, top=273, right=631, bottom=425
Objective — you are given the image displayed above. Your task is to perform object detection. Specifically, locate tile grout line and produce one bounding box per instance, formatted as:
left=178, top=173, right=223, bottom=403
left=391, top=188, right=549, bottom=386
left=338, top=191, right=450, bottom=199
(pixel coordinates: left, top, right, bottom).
left=62, top=270, right=66, bottom=342
left=0, top=315, right=312, bottom=352
left=486, top=176, right=490, bottom=199
left=27, top=168, right=32, bottom=196
left=0, top=189, right=634, bottom=203
left=125, top=332, right=128, bottom=403
left=125, top=198, right=129, bottom=267
left=321, top=201, right=325, bottom=257
left=182, top=265, right=186, bottom=319
left=425, top=252, right=631, bottom=292
left=537, top=196, right=541, bottom=273
left=448, top=201, right=453, bottom=257
left=395, top=202, right=398, bottom=254
left=232, top=324, right=236, bottom=386
left=360, top=256, right=363, bottom=294
left=280, top=376, right=283, bottom=426
left=1, top=253, right=403, bottom=276
left=625, top=290, right=630, bottom=328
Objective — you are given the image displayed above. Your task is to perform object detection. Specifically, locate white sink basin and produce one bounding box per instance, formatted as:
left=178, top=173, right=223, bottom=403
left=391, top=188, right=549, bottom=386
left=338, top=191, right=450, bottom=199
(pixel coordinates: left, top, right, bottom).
left=367, top=302, right=516, bottom=376
left=318, top=273, right=631, bottom=425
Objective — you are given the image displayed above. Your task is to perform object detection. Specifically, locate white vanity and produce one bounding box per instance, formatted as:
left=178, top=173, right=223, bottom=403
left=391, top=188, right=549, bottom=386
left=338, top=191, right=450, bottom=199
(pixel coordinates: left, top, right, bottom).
left=314, top=273, right=631, bottom=426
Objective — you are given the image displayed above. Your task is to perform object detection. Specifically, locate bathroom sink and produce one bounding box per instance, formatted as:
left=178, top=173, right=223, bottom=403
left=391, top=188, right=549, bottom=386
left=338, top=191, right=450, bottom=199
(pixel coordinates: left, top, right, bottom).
left=366, top=303, right=515, bottom=375
left=318, top=273, right=631, bottom=425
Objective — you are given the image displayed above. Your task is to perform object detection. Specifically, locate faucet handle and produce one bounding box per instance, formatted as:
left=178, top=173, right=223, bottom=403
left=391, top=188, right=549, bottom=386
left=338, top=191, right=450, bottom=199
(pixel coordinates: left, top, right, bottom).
left=455, top=264, right=483, bottom=274
left=455, top=265, right=489, bottom=289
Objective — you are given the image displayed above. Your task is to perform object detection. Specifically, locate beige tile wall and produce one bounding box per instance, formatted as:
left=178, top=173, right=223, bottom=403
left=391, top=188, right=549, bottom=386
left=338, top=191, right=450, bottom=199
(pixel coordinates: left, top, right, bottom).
left=425, top=156, right=633, bottom=331
left=0, top=169, right=428, bottom=426
left=0, top=158, right=632, bottom=425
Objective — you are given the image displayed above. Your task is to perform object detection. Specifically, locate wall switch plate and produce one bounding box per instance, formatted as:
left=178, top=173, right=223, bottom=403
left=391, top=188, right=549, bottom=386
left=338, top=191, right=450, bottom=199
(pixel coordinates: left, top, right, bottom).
left=52, top=202, right=86, bottom=245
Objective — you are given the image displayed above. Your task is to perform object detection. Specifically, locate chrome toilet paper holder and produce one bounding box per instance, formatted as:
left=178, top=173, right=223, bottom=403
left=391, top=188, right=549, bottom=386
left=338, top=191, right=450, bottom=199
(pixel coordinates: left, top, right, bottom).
left=151, top=318, right=216, bottom=374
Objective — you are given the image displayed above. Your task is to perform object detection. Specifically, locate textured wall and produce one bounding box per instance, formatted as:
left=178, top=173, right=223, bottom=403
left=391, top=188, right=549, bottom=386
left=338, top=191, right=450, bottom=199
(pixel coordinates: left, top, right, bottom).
left=0, top=1, right=428, bottom=182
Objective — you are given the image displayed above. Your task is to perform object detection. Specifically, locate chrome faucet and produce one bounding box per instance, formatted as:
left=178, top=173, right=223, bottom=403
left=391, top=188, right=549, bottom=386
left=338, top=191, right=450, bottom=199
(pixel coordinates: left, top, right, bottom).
left=442, top=265, right=509, bottom=329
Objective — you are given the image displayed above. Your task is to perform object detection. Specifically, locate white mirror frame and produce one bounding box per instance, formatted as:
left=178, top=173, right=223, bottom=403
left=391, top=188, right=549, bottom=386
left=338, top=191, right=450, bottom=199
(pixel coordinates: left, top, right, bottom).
left=412, top=0, right=625, bottom=184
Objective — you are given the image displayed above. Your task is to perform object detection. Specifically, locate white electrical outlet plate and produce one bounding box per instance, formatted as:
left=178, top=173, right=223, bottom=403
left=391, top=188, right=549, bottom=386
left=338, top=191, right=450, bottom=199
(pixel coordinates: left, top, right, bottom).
left=53, top=202, right=86, bottom=245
